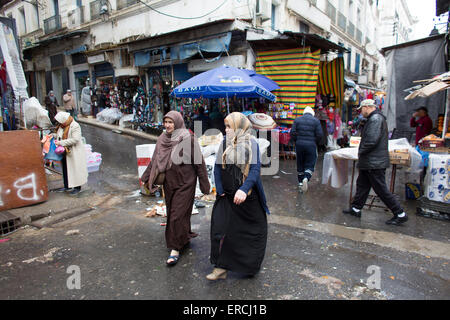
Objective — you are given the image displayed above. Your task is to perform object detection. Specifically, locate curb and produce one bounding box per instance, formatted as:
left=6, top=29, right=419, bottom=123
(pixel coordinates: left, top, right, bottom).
left=76, top=117, right=159, bottom=142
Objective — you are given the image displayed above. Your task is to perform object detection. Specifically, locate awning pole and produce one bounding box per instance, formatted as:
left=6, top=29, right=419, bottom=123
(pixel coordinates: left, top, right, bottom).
left=226, top=93, right=230, bottom=114
left=443, top=88, right=450, bottom=139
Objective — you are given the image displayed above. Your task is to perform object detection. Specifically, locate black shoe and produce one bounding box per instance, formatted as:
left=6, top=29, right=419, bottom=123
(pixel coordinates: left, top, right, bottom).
left=194, top=200, right=205, bottom=208
left=54, top=187, right=71, bottom=193
left=385, top=215, right=408, bottom=226
left=70, top=188, right=81, bottom=195
left=343, top=208, right=362, bottom=218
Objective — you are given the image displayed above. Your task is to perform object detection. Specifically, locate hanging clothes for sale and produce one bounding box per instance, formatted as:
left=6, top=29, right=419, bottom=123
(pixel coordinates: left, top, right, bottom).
left=317, top=57, right=345, bottom=110
left=255, top=47, right=321, bottom=125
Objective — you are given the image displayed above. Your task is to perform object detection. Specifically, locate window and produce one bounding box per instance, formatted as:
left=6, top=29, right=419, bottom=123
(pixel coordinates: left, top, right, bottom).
left=347, top=47, right=352, bottom=71
left=120, top=49, right=131, bottom=67
left=50, top=54, right=65, bottom=68
left=33, top=4, right=40, bottom=28
left=271, top=4, right=276, bottom=30
left=53, top=0, right=59, bottom=16
left=299, top=21, right=310, bottom=33
left=19, top=7, right=26, bottom=34
left=355, top=53, right=360, bottom=74
left=348, top=0, right=354, bottom=22
left=372, top=63, right=377, bottom=81
left=72, top=53, right=87, bottom=65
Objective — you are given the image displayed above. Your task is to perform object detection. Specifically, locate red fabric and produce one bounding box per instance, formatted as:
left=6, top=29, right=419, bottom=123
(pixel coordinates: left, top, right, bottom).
left=0, top=61, right=6, bottom=89
left=410, top=116, right=433, bottom=145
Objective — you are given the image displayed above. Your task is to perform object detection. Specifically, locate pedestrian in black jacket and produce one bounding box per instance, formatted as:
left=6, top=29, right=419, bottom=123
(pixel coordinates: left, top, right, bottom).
left=290, top=106, right=323, bottom=192
left=343, top=99, right=408, bottom=226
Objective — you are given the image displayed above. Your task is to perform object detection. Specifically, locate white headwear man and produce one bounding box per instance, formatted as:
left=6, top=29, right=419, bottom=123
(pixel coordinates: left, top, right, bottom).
left=303, top=106, right=315, bottom=116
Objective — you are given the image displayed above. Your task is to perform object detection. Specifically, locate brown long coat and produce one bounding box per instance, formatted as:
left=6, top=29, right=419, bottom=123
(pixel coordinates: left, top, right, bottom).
left=142, top=135, right=210, bottom=251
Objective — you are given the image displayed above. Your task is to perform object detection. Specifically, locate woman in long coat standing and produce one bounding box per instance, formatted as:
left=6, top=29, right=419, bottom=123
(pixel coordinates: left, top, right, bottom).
left=207, top=112, right=269, bottom=280
left=141, top=111, right=210, bottom=265
left=54, top=112, right=88, bottom=195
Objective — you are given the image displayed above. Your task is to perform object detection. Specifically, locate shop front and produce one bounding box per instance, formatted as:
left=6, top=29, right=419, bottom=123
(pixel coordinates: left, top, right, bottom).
left=249, top=32, right=348, bottom=151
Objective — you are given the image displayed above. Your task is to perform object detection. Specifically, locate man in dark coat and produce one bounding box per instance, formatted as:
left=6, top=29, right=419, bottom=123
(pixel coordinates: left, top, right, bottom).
left=290, top=106, right=323, bottom=192
left=410, top=106, right=433, bottom=145
left=343, top=99, right=408, bottom=226
left=191, top=107, right=211, bottom=136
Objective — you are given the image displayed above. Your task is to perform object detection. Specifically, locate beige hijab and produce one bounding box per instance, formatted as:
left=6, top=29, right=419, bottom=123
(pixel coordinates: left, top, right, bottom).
left=222, top=112, right=254, bottom=182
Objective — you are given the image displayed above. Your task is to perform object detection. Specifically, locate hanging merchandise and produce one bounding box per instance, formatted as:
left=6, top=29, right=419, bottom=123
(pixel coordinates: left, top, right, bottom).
left=256, top=47, right=321, bottom=125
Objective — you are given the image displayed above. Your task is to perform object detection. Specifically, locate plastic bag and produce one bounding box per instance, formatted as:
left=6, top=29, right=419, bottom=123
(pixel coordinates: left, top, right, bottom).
left=22, top=97, right=52, bottom=129
left=96, top=107, right=123, bottom=124
left=44, top=137, right=63, bottom=161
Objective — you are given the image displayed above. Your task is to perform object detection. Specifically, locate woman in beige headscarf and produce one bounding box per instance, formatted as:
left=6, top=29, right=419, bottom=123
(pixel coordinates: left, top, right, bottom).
left=141, top=111, right=210, bottom=266
left=53, top=111, right=88, bottom=195
left=207, top=112, right=269, bottom=281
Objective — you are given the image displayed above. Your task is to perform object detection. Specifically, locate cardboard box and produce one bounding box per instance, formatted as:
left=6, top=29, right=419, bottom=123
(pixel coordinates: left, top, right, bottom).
left=349, top=136, right=361, bottom=148
left=389, top=150, right=411, bottom=166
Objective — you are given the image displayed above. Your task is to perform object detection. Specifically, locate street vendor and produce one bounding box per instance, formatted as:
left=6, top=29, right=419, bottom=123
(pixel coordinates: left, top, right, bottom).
left=410, top=107, right=433, bottom=145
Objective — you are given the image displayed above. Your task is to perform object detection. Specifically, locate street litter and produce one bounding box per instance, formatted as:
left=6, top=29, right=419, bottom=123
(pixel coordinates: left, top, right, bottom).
left=22, top=247, right=61, bottom=264
left=65, top=230, right=80, bottom=236
left=126, top=190, right=142, bottom=198
left=281, top=170, right=293, bottom=175
left=192, top=208, right=199, bottom=215
left=0, top=239, right=10, bottom=243
left=160, top=223, right=167, bottom=226
left=145, top=204, right=167, bottom=217
left=200, top=193, right=216, bottom=202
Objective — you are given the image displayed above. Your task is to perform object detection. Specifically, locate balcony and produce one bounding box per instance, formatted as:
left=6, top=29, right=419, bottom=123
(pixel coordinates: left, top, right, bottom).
left=90, top=0, right=105, bottom=20
left=347, top=22, right=355, bottom=38
left=356, top=29, right=362, bottom=44
left=67, top=6, right=85, bottom=28
left=117, top=0, right=137, bottom=10
left=326, top=1, right=336, bottom=24
left=337, top=12, right=346, bottom=31
left=44, top=15, right=62, bottom=34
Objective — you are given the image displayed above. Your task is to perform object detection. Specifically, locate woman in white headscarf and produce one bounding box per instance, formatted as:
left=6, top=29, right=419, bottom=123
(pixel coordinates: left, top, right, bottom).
left=53, top=112, right=88, bottom=195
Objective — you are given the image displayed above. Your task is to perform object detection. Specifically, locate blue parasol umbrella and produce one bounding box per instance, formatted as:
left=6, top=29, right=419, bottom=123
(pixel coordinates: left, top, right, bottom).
left=242, top=69, right=280, bottom=92
left=171, top=65, right=277, bottom=112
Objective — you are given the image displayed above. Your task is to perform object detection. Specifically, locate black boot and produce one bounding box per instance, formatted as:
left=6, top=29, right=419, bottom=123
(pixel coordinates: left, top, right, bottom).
left=385, top=214, right=408, bottom=226
left=343, top=207, right=362, bottom=218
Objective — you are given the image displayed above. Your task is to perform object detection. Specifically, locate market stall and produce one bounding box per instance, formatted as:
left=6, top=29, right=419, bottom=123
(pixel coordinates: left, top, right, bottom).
left=322, top=138, right=423, bottom=208
left=403, top=72, right=450, bottom=219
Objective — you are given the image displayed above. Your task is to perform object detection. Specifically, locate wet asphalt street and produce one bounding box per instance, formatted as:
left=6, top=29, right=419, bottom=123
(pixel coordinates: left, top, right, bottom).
left=0, top=123, right=449, bottom=300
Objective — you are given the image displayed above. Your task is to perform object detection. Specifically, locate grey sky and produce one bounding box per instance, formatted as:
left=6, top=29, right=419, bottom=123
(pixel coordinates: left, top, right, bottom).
left=406, top=0, right=448, bottom=40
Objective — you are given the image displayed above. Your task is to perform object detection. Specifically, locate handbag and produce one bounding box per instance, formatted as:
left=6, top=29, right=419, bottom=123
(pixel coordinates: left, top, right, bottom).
left=154, top=172, right=165, bottom=185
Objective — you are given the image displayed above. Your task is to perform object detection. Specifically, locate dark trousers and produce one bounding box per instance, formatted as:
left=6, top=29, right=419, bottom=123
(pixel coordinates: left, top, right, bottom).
left=61, top=156, right=81, bottom=191
left=352, top=169, right=403, bottom=215
left=296, top=142, right=318, bottom=182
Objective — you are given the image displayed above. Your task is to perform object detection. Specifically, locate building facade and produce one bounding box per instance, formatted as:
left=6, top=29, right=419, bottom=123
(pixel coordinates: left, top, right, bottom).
left=0, top=0, right=398, bottom=105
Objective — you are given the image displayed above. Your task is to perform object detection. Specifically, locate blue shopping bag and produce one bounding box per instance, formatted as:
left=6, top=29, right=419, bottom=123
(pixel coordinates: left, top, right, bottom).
left=44, top=137, right=64, bottom=161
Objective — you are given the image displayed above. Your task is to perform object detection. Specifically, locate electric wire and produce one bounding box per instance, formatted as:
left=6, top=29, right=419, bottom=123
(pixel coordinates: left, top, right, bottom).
left=136, top=0, right=228, bottom=20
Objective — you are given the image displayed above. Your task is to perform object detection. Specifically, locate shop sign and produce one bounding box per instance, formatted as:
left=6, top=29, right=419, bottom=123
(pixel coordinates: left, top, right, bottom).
left=88, top=53, right=106, bottom=64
